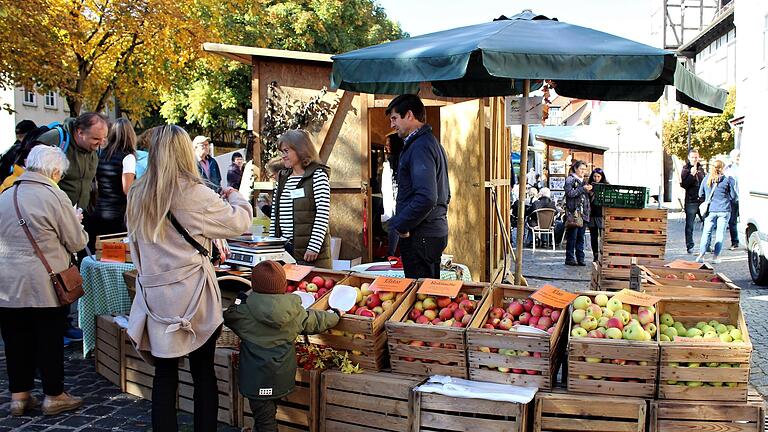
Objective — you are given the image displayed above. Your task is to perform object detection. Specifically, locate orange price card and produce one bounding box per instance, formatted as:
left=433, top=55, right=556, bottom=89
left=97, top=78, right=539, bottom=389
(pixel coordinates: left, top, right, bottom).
left=665, top=259, right=707, bottom=270
left=530, top=284, right=578, bottom=309
left=101, top=242, right=126, bottom=263
left=283, top=264, right=312, bottom=282
left=370, top=277, right=412, bottom=293
left=612, top=288, right=661, bottom=307
left=417, top=279, right=462, bottom=298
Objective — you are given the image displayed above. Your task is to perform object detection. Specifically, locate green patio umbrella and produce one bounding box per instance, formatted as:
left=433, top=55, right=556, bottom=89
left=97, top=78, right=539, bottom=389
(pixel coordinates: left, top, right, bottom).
left=331, top=10, right=727, bottom=283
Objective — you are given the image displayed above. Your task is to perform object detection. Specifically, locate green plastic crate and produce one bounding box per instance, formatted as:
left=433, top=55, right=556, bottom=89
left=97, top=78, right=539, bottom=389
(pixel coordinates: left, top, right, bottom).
left=592, top=183, right=649, bottom=209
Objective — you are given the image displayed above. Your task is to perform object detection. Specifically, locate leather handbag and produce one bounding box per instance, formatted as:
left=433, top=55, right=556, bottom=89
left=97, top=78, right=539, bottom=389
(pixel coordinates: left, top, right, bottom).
left=13, top=184, right=84, bottom=305
left=565, top=210, right=584, bottom=229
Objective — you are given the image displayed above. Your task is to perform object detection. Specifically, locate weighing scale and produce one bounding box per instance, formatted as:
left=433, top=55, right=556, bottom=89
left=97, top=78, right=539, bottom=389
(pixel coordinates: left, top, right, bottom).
left=224, top=235, right=296, bottom=267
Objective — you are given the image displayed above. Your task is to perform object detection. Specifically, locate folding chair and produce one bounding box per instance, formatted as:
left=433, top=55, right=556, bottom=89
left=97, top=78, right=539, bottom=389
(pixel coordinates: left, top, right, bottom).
left=530, top=208, right=556, bottom=252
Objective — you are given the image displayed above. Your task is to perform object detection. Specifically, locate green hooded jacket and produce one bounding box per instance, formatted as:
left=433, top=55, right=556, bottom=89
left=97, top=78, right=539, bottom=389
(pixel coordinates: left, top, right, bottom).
left=223, top=292, right=339, bottom=400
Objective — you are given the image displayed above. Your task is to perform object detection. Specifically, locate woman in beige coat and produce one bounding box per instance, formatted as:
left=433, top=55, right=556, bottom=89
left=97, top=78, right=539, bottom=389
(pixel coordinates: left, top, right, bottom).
left=0, top=145, right=87, bottom=416
left=126, top=125, right=252, bottom=431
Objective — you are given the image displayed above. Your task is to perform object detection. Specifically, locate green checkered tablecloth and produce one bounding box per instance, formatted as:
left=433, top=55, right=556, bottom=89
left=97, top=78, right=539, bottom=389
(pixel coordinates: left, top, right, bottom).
left=350, top=262, right=472, bottom=281
left=78, top=257, right=134, bottom=357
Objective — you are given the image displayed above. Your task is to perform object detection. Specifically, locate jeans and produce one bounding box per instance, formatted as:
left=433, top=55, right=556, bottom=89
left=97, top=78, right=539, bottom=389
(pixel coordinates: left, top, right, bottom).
left=728, top=200, right=739, bottom=247
left=565, top=225, right=586, bottom=263
left=0, top=307, right=66, bottom=395
left=399, top=235, right=448, bottom=279
left=152, top=326, right=221, bottom=432
left=699, top=212, right=730, bottom=257
left=588, top=224, right=601, bottom=262
left=684, top=202, right=700, bottom=251
left=248, top=398, right=278, bottom=432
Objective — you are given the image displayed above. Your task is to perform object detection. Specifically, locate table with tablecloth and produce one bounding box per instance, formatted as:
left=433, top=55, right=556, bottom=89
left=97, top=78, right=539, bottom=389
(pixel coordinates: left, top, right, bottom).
left=78, top=256, right=134, bottom=357
left=350, top=262, right=472, bottom=281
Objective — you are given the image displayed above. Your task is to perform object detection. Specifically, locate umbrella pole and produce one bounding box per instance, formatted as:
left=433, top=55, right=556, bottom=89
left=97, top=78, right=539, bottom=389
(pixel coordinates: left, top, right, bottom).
left=514, top=79, right=531, bottom=284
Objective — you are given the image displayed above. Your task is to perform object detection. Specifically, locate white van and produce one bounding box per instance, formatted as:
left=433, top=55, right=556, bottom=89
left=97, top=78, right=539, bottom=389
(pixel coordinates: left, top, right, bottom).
left=739, top=116, right=768, bottom=285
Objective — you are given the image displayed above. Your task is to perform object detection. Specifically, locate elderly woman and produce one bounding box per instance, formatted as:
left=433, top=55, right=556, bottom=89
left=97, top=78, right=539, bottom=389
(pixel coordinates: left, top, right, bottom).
left=0, top=145, right=87, bottom=416
left=126, top=125, right=252, bottom=431
left=269, top=130, right=332, bottom=268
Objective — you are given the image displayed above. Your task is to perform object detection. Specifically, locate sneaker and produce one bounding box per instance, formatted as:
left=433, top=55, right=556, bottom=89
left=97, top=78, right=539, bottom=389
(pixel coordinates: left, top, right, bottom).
left=10, top=396, right=40, bottom=416
left=729, top=245, right=739, bottom=251
left=565, top=261, right=579, bottom=266
left=577, top=262, right=587, bottom=266
left=687, top=248, right=694, bottom=254
left=712, top=256, right=722, bottom=264
left=64, top=327, right=83, bottom=341
left=695, top=254, right=704, bottom=263
left=42, top=393, right=82, bottom=416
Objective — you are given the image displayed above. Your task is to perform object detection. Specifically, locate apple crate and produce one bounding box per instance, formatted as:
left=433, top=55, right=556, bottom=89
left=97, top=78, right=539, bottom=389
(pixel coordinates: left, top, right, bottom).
left=386, top=281, right=489, bottom=379
left=650, top=387, right=765, bottom=432
left=121, top=331, right=154, bottom=400
left=566, top=292, right=660, bottom=399
left=319, top=370, right=422, bottom=432
left=657, top=298, right=752, bottom=402
left=602, top=207, right=667, bottom=246
left=288, top=268, right=352, bottom=304
left=95, top=314, right=124, bottom=388
left=465, top=284, right=568, bottom=390
left=412, top=390, right=528, bottom=432
left=240, top=368, right=321, bottom=431
left=630, top=264, right=739, bottom=299
left=597, top=246, right=665, bottom=291
left=95, top=232, right=132, bottom=262
left=533, top=391, right=648, bottom=432
left=308, top=274, right=413, bottom=371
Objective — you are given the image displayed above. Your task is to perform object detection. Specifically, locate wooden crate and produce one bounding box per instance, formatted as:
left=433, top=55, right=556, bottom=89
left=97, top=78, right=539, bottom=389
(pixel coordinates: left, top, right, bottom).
left=386, top=282, right=489, bottom=379
left=533, top=391, right=647, bottom=432
left=320, top=371, right=422, bottom=432
left=95, top=232, right=132, bottom=262
left=123, top=269, right=137, bottom=301
left=465, top=284, right=568, bottom=390
left=650, top=387, right=765, bottom=432
left=308, top=273, right=412, bottom=371
left=567, top=293, right=659, bottom=398
left=631, top=264, right=739, bottom=299
left=412, top=390, right=528, bottom=432
left=95, top=314, right=123, bottom=388
left=121, top=332, right=154, bottom=400
left=657, top=298, right=752, bottom=402
left=603, top=207, right=667, bottom=245
left=241, top=369, right=321, bottom=432
left=596, top=244, right=665, bottom=291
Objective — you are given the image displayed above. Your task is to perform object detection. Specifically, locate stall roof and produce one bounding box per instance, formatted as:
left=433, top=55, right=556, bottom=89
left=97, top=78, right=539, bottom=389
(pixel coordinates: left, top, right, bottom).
left=529, top=125, right=612, bottom=152
left=202, top=43, right=333, bottom=65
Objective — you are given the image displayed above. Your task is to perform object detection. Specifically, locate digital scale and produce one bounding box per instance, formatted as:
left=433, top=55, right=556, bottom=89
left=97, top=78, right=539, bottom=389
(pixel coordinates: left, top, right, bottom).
left=224, top=235, right=296, bottom=267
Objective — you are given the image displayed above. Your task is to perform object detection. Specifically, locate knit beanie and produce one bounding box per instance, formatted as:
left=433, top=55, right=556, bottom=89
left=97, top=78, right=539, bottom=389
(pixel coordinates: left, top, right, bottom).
left=250, top=260, right=287, bottom=294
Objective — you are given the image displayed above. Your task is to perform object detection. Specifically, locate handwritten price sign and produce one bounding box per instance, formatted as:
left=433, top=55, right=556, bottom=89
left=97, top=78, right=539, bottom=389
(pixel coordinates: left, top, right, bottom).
left=665, top=259, right=708, bottom=270
left=101, top=242, right=126, bottom=263
left=530, top=284, right=578, bottom=309
left=370, top=277, right=412, bottom=293
left=417, top=279, right=462, bottom=298
left=283, top=264, right=312, bottom=282
left=612, top=289, right=661, bottom=307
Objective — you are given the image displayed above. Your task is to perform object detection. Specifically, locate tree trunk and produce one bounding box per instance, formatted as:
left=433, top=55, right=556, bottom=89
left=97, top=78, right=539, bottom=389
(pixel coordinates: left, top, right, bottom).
left=67, top=97, right=81, bottom=117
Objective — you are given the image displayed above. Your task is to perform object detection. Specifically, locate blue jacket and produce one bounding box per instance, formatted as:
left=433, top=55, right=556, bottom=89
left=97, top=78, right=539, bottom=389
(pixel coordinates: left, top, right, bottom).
left=699, top=174, right=737, bottom=214
left=389, top=125, right=450, bottom=237
left=197, top=156, right=222, bottom=193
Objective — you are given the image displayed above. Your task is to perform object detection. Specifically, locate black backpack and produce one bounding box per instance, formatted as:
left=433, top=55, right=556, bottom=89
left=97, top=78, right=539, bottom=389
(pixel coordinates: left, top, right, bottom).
left=0, top=122, right=70, bottom=183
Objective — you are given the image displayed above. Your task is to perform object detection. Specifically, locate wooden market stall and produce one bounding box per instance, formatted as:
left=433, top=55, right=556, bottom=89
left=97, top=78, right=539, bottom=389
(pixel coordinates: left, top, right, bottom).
left=203, top=43, right=514, bottom=282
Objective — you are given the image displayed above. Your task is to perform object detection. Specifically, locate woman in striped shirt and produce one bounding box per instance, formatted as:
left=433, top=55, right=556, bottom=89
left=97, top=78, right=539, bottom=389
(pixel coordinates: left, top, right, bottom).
left=269, top=130, right=332, bottom=268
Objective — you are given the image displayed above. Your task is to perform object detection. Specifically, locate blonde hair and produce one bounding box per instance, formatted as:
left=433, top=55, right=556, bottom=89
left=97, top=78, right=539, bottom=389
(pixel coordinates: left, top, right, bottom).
left=126, top=125, right=202, bottom=242
left=277, top=129, right=321, bottom=168
left=265, top=156, right=284, bottom=178
left=104, top=118, right=137, bottom=160
left=707, top=159, right=725, bottom=188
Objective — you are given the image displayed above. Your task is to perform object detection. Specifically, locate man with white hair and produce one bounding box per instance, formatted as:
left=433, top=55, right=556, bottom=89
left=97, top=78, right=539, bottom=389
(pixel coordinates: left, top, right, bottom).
left=726, top=149, right=740, bottom=250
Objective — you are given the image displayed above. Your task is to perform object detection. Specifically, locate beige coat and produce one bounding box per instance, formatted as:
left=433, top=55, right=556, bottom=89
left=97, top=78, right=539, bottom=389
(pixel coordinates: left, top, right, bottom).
left=127, top=180, right=252, bottom=361
left=0, top=171, right=88, bottom=307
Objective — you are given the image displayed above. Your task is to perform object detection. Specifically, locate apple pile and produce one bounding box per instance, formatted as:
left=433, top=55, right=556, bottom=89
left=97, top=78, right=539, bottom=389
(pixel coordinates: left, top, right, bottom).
left=286, top=275, right=336, bottom=300
left=404, top=293, right=478, bottom=328
left=570, top=294, right=657, bottom=342
left=663, top=272, right=723, bottom=283
left=665, top=362, right=741, bottom=387
left=658, top=316, right=744, bottom=343
left=481, top=298, right=562, bottom=334
left=478, top=347, right=545, bottom=375
left=344, top=282, right=402, bottom=319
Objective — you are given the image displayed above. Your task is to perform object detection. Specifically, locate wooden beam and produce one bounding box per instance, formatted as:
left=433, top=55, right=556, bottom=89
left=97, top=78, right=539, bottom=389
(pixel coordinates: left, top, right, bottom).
left=250, top=59, right=262, bottom=180
left=361, top=93, right=372, bottom=262
left=318, top=90, right=353, bottom=164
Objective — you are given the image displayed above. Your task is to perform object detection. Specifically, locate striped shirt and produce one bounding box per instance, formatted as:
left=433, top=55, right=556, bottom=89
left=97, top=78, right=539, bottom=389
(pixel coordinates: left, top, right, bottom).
left=269, top=170, right=331, bottom=253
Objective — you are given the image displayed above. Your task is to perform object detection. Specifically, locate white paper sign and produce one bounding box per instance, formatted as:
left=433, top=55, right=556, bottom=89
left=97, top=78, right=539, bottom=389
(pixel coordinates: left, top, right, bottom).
left=505, top=96, right=543, bottom=126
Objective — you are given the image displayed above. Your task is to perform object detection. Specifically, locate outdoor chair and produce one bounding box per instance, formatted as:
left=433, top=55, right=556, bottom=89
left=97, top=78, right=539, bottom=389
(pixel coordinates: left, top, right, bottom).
left=529, top=208, right=556, bottom=252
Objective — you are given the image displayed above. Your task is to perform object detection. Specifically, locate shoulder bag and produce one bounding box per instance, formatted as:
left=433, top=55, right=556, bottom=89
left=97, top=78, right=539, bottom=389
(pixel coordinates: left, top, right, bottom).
left=698, top=178, right=718, bottom=218
left=565, top=177, right=585, bottom=228
left=13, top=184, right=84, bottom=305
left=167, top=212, right=222, bottom=263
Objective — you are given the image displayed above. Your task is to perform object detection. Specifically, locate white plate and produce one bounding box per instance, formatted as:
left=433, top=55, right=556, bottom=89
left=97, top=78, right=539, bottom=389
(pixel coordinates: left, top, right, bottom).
left=328, top=285, right=357, bottom=312
left=293, top=291, right=316, bottom=309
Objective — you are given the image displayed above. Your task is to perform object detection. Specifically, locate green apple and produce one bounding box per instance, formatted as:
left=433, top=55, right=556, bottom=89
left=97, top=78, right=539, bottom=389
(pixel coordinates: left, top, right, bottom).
left=598, top=317, right=610, bottom=328
left=674, top=322, right=687, bottom=334
left=719, top=333, right=733, bottom=343
left=685, top=328, right=703, bottom=338
left=669, top=362, right=680, bottom=367
left=687, top=362, right=700, bottom=368
left=718, top=363, right=731, bottom=368
left=667, top=380, right=678, bottom=385
left=585, top=357, right=602, bottom=363
left=706, top=362, right=719, bottom=368
left=659, top=324, right=668, bottom=334
left=715, top=324, right=728, bottom=334
left=615, top=309, right=632, bottom=325
left=660, top=334, right=671, bottom=342
left=660, top=313, right=674, bottom=327
left=708, top=319, right=720, bottom=327
left=729, top=329, right=743, bottom=340
left=665, top=327, right=678, bottom=339
left=580, top=316, right=598, bottom=331
left=624, top=323, right=646, bottom=341
left=594, top=293, right=609, bottom=307
left=572, top=309, right=587, bottom=324
left=727, top=325, right=736, bottom=331
left=571, top=326, right=587, bottom=338
left=726, top=382, right=738, bottom=388
left=701, top=325, right=714, bottom=334
left=573, top=295, right=592, bottom=310
left=606, top=298, right=623, bottom=312
left=605, top=327, right=623, bottom=339
left=710, top=382, right=723, bottom=387
left=695, top=321, right=708, bottom=330
left=601, top=307, right=614, bottom=318
left=687, top=381, right=704, bottom=387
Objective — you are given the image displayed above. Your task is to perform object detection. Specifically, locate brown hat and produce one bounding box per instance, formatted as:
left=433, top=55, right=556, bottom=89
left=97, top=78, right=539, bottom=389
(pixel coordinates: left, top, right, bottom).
left=250, top=261, right=287, bottom=294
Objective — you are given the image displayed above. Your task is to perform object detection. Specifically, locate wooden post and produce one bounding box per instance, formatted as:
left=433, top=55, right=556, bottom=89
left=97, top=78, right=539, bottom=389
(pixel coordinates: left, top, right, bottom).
left=515, top=80, right=531, bottom=284
left=250, top=59, right=262, bottom=180
left=361, top=93, right=372, bottom=262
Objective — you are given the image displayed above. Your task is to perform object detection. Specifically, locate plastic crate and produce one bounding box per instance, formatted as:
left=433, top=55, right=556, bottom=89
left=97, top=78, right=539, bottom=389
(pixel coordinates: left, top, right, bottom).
left=592, top=183, right=649, bottom=209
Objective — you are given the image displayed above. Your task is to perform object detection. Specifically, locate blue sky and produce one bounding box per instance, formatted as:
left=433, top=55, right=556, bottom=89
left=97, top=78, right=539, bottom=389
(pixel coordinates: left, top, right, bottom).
left=377, top=0, right=655, bottom=45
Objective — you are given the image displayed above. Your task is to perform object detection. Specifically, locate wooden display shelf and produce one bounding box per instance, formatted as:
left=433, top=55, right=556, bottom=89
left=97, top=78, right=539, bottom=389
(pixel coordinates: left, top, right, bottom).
left=603, top=207, right=668, bottom=246
left=412, top=390, right=529, bottom=432
left=631, top=264, right=739, bottom=299
left=319, top=370, right=422, bottom=432
left=533, top=391, right=648, bottom=432
left=95, top=314, right=123, bottom=388
left=465, top=284, right=567, bottom=390
left=308, top=273, right=412, bottom=371
left=566, top=293, right=659, bottom=398
left=657, top=298, right=752, bottom=402
left=241, top=369, right=321, bottom=431
left=650, top=387, right=765, bottom=432
left=386, top=282, right=489, bottom=379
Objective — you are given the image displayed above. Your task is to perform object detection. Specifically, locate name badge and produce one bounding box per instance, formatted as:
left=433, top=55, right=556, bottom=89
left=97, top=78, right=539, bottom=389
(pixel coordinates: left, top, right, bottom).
left=290, top=189, right=306, bottom=199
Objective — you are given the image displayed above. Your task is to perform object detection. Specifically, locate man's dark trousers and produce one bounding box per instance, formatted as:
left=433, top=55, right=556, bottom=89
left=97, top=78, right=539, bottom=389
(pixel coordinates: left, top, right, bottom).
left=400, top=236, right=448, bottom=279
left=728, top=200, right=740, bottom=247
left=684, top=202, right=699, bottom=251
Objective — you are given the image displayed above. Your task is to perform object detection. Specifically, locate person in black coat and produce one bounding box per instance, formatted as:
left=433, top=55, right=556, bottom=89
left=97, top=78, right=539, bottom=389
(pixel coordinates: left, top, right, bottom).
left=227, top=152, right=244, bottom=189
left=587, top=168, right=609, bottom=262
left=680, top=148, right=705, bottom=254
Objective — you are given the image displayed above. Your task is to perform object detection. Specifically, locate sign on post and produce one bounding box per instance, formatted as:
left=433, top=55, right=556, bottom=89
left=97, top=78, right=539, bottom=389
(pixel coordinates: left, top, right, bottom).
left=505, top=96, right=543, bottom=126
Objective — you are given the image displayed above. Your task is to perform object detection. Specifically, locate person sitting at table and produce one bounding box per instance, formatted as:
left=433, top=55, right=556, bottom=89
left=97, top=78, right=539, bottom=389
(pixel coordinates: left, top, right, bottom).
left=125, top=125, right=252, bottom=431
left=0, top=145, right=88, bottom=416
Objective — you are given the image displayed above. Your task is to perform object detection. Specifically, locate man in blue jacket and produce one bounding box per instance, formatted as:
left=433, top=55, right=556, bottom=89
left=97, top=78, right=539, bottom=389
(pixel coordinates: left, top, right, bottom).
left=385, top=94, right=451, bottom=279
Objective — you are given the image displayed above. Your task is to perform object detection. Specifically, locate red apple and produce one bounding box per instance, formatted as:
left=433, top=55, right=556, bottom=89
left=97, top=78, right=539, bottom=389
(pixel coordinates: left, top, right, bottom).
left=453, top=308, right=466, bottom=322
left=416, top=315, right=430, bottom=325
left=542, top=308, right=553, bottom=317
left=523, top=298, right=535, bottom=312
left=423, top=309, right=437, bottom=320
left=531, top=304, right=543, bottom=317
left=665, top=274, right=679, bottom=280
left=551, top=310, right=561, bottom=323
left=311, top=276, right=325, bottom=286
left=431, top=318, right=442, bottom=325
left=298, top=281, right=308, bottom=290
left=447, top=301, right=459, bottom=310
left=498, top=317, right=513, bottom=330
left=324, top=278, right=335, bottom=289
left=483, top=323, right=495, bottom=329
left=452, top=321, right=464, bottom=328
left=684, top=272, right=697, bottom=281
left=409, top=308, right=422, bottom=320
left=315, top=288, right=328, bottom=299
left=528, top=316, right=539, bottom=326
left=459, top=299, right=476, bottom=314
left=518, top=312, right=531, bottom=325
left=461, top=313, right=472, bottom=325
left=506, top=301, right=524, bottom=317
left=547, top=327, right=555, bottom=334
left=538, top=316, right=553, bottom=328
left=439, top=308, right=453, bottom=321
left=606, top=317, right=624, bottom=330
left=490, top=307, right=505, bottom=319
left=437, top=296, right=452, bottom=308
left=365, top=294, right=381, bottom=309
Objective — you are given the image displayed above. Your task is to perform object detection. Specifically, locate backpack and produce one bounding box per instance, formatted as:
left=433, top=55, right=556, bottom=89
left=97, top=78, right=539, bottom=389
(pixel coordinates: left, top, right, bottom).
left=0, top=122, right=70, bottom=183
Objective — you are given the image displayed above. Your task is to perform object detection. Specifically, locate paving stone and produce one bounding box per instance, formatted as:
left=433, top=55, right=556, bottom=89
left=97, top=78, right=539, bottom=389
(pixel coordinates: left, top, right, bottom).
left=90, top=416, right=128, bottom=429
left=80, top=405, right=117, bottom=417
left=56, top=415, right=98, bottom=427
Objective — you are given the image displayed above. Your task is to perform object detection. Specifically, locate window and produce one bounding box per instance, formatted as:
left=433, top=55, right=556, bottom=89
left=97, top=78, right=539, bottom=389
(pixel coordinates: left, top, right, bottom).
left=763, top=15, right=768, bottom=66
left=44, top=91, right=56, bottom=108
left=23, top=88, right=36, bottom=106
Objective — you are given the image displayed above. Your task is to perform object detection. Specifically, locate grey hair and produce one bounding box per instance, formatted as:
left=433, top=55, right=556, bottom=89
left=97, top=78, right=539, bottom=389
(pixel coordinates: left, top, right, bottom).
left=25, top=145, right=69, bottom=178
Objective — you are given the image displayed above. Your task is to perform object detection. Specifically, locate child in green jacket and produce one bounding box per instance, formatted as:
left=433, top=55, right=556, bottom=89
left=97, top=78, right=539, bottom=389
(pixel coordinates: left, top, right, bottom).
left=223, top=260, right=341, bottom=432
